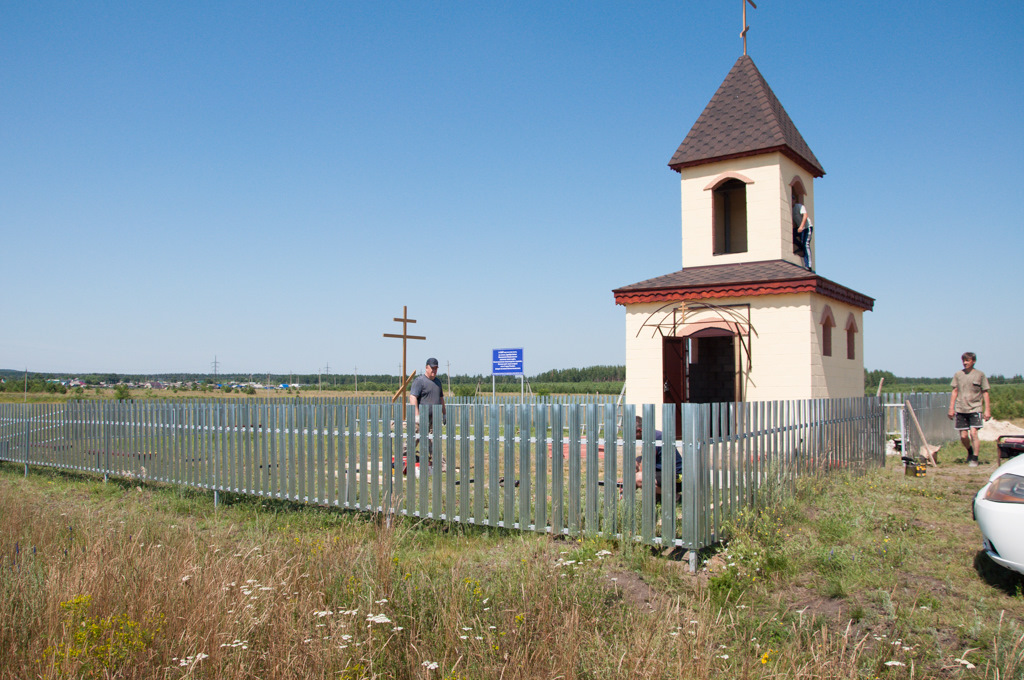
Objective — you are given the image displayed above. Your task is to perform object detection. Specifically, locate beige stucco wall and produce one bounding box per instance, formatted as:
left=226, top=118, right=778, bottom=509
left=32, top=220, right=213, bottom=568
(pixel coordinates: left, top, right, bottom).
left=623, top=301, right=672, bottom=418
left=622, top=293, right=865, bottom=426
left=679, top=153, right=816, bottom=269
left=809, top=297, right=865, bottom=398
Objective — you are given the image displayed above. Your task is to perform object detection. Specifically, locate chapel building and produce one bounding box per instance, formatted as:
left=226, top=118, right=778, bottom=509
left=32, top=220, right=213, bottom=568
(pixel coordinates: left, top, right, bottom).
left=613, top=55, right=874, bottom=426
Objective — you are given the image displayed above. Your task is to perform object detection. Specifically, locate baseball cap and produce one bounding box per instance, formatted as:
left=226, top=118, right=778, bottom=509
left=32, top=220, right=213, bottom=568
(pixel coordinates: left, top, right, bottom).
left=426, top=357, right=439, bottom=368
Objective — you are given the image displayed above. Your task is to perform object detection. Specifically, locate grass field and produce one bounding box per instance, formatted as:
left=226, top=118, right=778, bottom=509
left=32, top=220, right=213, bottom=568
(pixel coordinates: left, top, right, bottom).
left=2, top=436, right=1023, bottom=679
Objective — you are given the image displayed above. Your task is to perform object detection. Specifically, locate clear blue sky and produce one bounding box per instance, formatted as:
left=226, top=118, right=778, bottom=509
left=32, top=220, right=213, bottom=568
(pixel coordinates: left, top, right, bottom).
left=3, top=1, right=1022, bottom=379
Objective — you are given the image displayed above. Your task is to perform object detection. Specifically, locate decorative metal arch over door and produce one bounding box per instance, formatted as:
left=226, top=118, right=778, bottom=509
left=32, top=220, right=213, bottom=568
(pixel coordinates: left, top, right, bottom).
left=636, top=302, right=757, bottom=428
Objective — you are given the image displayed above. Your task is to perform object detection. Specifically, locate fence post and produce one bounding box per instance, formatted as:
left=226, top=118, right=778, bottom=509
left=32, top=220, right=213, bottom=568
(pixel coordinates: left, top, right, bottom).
left=640, top=403, right=655, bottom=545
left=660, top=402, right=676, bottom=550
left=23, top=404, right=30, bottom=477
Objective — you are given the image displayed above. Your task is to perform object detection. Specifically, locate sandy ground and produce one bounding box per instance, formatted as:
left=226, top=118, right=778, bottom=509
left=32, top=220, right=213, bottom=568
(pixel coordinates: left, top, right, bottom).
left=977, top=418, right=1024, bottom=441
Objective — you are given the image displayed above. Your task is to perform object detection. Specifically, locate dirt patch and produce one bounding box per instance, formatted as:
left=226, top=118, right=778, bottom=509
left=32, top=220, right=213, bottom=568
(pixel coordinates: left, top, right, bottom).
left=775, top=584, right=847, bottom=620
left=604, top=568, right=673, bottom=613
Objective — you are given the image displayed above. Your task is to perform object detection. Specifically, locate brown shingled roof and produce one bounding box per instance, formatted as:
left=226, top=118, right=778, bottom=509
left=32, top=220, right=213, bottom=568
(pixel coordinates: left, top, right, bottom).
left=613, top=260, right=874, bottom=311
left=668, top=56, right=825, bottom=178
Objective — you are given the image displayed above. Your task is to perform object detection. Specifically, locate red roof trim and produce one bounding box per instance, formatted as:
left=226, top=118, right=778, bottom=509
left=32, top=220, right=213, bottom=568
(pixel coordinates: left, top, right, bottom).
left=614, top=277, right=874, bottom=311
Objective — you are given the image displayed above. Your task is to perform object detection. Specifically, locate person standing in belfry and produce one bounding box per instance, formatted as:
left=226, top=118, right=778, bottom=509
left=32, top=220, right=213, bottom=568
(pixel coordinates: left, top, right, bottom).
left=792, top=194, right=814, bottom=271
left=948, top=351, right=991, bottom=467
left=410, top=357, right=446, bottom=472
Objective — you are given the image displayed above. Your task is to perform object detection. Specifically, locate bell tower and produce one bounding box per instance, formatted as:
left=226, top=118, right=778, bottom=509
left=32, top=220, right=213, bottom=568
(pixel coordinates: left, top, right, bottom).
left=613, top=53, right=874, bottom=413
left=668, top=55, right=824, bottom=271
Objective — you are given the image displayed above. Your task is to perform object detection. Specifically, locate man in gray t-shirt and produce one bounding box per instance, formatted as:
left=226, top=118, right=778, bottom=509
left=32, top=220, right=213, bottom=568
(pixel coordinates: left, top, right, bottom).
left=410, top=357, right=446, bottom=470
left=948, top=351, right=991, bottom=467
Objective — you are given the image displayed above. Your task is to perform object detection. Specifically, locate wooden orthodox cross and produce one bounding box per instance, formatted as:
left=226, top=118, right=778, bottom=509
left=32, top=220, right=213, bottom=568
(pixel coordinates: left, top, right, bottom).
left=741, top=0, right=757, bottom=55
left=383, top=305, right=426, bottom=402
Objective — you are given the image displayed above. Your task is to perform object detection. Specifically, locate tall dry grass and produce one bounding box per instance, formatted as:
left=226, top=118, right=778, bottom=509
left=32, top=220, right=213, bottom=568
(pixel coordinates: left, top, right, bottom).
left=1, top=469, right=704, bottom=679
left=3, top=455, right=1024, bottom=679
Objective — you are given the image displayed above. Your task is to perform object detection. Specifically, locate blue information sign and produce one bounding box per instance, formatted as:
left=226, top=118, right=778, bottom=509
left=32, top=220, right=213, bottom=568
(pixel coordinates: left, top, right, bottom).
left=492, top=348, right=524, bottom=375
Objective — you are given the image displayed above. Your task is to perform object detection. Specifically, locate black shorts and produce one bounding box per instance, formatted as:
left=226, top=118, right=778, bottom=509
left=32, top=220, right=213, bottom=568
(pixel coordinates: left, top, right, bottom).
left=954, top=412, right=983, bottom=431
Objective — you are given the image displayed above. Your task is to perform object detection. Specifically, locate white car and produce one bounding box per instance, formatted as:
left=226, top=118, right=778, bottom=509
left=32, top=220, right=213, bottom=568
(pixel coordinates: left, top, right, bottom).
left=974, top=454, right=1024, bottom=575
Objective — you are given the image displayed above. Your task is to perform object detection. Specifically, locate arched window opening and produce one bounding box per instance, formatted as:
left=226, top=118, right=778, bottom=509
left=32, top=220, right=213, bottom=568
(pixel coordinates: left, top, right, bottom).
left=713, top=179, right=748, bottom=255
left=845, top=315, right=858, bottom=361
left=820, top=305, right=836, bottom=358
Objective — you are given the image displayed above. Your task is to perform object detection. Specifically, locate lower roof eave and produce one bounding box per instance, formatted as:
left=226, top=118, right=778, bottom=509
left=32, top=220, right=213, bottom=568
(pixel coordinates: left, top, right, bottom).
left=613, top=278, right=874, bottom=311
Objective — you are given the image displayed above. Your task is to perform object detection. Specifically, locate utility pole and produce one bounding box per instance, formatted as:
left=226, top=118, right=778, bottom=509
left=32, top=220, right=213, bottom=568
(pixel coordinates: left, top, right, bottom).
left=446, top=360, right=452, bottom=397
left=354, top=366, right=358, bottom=396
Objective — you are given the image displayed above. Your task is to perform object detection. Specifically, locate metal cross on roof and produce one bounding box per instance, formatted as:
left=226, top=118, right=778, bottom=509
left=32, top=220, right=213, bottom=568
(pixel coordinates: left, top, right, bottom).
left=383, top=305, right=426, bottom=402
left=741, top=0, right=757, bottom=55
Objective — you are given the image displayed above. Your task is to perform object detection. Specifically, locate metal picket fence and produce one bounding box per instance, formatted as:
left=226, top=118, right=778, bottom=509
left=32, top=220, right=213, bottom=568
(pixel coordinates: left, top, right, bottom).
left=1, top=396, right=887, bottom=570
left=882, top=392, right=957, bottom=460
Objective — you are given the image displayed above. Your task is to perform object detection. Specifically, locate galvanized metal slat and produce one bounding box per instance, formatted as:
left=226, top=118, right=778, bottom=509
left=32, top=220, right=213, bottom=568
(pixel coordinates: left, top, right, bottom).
left=297, top=404, right=306, bottom=502
left=568, top=405, right=582, bottom=537
left=401, top=404, right=413, bottom=515
left=502, top=405, right=515, bottom=528
left=585, top=404, right=598, bottom=536
left=518, top=404, right=531, bottom=530
left=381, top=405, right=392, bottom=512
left=429, top=404, right=442, bottom=519
left=361, top=404, right=371, bottom=511
left=393, top=404, right=404, bottom=514
left=473, top=405, right=485, bottom=525
left=602, top=403, right=616, bottom=537
left=661, top=403, right=676, bottom=547
left=639, top=403, right=655, bottom=544
left=288, top=404, right=297, bottom=500
left=488, top=404, right=500, bottom=528
left=534, top=404, right=547, bottom=534
left=458, top=406, right=470, bottom=522
left=444, top=406, right=456, bottom=520
left=306, top=404, right=315, bottom=503
left=621, top=403, right=635, bottom=541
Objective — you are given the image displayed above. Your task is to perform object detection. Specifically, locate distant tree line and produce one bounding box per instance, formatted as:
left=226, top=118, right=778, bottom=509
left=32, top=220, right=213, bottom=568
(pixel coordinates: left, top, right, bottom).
left=866, top=369, right=1024, bottom=392
left=2, top=365, right=627, bottom=387
left=1, top=366, right=628, bottom=398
